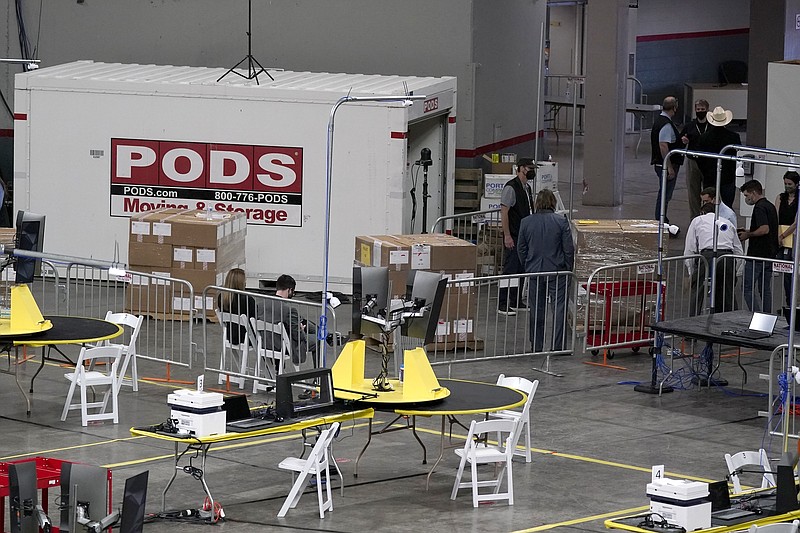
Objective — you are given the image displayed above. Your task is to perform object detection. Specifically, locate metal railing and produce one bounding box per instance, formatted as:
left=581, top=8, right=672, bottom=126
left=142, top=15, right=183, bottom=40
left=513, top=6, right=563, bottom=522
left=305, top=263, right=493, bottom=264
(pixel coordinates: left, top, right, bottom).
left=202, top=286, right=339, bottom=392
left=582, top=255, right=701, bottom=356
left=431, top=209, right=503, bottom=276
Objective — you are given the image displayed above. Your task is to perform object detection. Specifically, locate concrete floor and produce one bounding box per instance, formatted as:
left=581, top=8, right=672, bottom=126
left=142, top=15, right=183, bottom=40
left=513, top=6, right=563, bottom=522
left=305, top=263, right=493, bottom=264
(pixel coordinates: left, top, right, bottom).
left=1, top=128, right=782, bottom=533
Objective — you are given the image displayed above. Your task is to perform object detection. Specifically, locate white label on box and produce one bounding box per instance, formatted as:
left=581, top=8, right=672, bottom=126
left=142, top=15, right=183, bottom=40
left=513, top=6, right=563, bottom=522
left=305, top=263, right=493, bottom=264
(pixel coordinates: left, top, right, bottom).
left=173, top=297, right=192, bottom=311
left=173, top=248, right=193, bottom=262
left=152, top=222, right=172, bottom=237
left=131, top=221, right=150, bottom=235
left=217, top=224, right=224, bottom=240
left=453, top=319, right=473, bottom=334
left=389, top=250, right=409, bottom=265
left=411, top=244, right=431, bottom=270
left=130, top=274, right=149, bottom=286
left=196, top=249, right=216, bottom=263
left=498, top=278, right=519, bottom=288
left=436, top=320, right=450, bottom=336
left=453, top=272, right=475, bottom=287
left=373, top=241, right=382, bottom=267
left=224, top=221, right=233, bottom=237
left=194, top=295, right=214, bottom=311
left=152, top=272, right=171, bottom=284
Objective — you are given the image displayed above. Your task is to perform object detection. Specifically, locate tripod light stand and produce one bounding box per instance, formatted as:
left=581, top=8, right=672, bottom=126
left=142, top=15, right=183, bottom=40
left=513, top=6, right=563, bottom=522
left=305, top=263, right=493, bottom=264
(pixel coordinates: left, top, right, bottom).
left=217, top=0, right=274, bottom=84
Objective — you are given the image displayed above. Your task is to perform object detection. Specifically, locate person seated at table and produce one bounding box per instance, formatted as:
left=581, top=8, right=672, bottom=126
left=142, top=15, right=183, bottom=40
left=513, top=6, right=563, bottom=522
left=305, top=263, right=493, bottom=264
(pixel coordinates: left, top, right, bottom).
left=217, top=268, right=256, bottom=345
left=684, top=202, right=743, bottom=315
left=258, top=274, right=317, bottom=368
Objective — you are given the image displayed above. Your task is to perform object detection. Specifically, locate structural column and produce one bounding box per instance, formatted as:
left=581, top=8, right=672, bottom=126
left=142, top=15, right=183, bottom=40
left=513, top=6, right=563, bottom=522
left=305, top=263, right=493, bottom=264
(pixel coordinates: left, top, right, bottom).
left=582, top=0, right=630, bottom=207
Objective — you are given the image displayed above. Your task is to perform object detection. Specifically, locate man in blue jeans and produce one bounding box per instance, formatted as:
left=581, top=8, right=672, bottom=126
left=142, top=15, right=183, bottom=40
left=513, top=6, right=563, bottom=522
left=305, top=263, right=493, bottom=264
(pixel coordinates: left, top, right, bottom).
left=650, top=96, right=683, bottom=231
left=738, top=180, right=778, bottom=313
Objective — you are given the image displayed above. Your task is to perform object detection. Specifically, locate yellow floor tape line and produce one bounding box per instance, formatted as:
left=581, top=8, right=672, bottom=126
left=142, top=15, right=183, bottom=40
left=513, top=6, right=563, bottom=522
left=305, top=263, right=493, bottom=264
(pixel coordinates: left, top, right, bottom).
left=0, top=436, right=146, bottom=461
left=510, top=505, right=650, bottom=533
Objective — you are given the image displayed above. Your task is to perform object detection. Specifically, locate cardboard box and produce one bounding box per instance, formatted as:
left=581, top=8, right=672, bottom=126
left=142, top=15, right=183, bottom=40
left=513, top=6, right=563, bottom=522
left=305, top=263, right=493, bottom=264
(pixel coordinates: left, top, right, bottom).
left=125, top=269, right=174, bottom=314
left=129, top=208, right=186, bottom=245
left=354, top=235, right=411, bottom=270
left=170, top=267, right=224, bottom=292
left=169, top=210, right=246, bottom=248
left=129, top=241, right=173, bottom=268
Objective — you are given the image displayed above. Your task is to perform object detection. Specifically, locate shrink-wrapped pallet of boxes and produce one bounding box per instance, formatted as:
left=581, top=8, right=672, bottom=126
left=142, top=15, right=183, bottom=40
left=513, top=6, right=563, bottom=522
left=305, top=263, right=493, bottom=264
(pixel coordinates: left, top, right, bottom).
left=354, top=233, right=479, bottom=350
left=570, top=220, right=666, bottom=336
left=127, top=209, right=246, bottom=319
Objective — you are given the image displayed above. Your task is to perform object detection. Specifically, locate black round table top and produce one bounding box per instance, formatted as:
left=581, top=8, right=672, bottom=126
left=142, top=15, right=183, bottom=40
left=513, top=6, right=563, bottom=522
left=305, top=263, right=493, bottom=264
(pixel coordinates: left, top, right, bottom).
left=393, top=378, right=526, bottom=416
left=10, top=315, right=123, bottom=346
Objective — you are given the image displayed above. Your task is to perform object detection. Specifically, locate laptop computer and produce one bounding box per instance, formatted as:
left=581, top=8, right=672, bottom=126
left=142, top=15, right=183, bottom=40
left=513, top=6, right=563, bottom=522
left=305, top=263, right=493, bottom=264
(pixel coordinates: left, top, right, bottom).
left=723, top=312, right=778, bottom=340
left=275, top=368, right=336, bottom=420
left=708, top=480, right=756, bottom=521
left=224, top=394, right=275, bottom=432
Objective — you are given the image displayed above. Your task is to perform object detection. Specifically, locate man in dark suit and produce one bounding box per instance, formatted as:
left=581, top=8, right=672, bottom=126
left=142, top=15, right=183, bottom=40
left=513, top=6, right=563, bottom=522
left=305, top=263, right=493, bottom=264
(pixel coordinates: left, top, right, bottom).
left=517, top=189, right=574, bottom=352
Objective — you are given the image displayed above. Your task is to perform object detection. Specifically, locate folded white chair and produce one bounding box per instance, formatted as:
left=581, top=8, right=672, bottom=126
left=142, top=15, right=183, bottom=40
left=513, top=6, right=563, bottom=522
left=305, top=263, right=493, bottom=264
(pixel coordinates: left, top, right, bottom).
left=216, top=311, right=253, bottom=389
left=748, top=519, right=800, bottom=533
left=725, top=448, right=775, bottom=493
left=101, top=311, right=144, bottom=392
left=277, top=422, right=340, bottom=518
left=490, top=374, right=539, bottom=462
left=249, top=317, right=294, bottom=393
left=61, top=345, right=124, bottom=426
left=451, top=418, right=517, bottom=508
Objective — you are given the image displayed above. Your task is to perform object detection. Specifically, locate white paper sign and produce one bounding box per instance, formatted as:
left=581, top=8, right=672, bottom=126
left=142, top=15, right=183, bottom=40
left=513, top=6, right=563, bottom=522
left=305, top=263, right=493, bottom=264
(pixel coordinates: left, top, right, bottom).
left=152, top=222, right=172, bottom=237
left=172, top=297, right=192, bottom=311
left=389, top=250, right=409, bottom=265
left=373, top=241, right=382, bottom=267
left=173, top=248, right=193, bottom=262
left=130, top=221, right=150, bottom=235
left=652, top=465, right=664, bottom=483
left=411, top=244, right=431, bottom=270
left=196, top=249, right=216, bottom=263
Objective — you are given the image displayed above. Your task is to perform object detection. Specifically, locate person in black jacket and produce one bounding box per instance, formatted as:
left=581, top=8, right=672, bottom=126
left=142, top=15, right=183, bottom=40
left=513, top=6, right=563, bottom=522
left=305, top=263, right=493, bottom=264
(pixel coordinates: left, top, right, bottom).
left=498, top=158, right=536, bottom=315
left=680, top=99, right=710, bottom=219
left=650, top=96, right=683, bottom=226
left=696, top=106, right=741, bottom=209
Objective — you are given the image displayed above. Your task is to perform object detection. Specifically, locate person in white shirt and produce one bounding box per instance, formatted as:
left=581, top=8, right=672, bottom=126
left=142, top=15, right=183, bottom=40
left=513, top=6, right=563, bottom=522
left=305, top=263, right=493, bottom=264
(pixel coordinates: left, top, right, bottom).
left=700, top=187, right=737, bottom=227
left=684, top=202, right=743, bottom=314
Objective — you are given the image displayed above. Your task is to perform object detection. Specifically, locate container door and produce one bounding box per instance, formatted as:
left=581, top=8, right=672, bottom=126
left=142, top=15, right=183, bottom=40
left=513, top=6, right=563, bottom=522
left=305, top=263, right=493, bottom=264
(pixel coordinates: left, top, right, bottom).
left=405, top=115, right=448, bottom=234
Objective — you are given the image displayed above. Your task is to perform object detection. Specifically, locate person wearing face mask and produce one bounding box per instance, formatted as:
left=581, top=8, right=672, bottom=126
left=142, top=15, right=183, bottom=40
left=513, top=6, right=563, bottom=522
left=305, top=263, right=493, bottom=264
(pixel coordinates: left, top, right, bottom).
left=498, top=158, right=536, bottom=316
left=738, top=180, right=779, bottom=313
left=680, top=99, right=710, bottom=219
left=775, top=171, right=800, bottom=307
left=696, top=106, right=741, bottom=209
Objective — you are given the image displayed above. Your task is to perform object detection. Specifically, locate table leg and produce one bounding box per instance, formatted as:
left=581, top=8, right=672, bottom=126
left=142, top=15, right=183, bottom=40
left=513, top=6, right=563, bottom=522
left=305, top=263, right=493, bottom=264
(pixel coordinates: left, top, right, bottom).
left=162, top=442, right=180, bottom=511
left=13, top=347, right=31, bottom=415
left=410, top=415, right=427, bottom=465
left=425, top=415, right=446, bottom=491
left=354, top=418, right=372, bottom=478
left=29, top=346, right=48, bottom=394
left=197, top=444, right=214, bottom=514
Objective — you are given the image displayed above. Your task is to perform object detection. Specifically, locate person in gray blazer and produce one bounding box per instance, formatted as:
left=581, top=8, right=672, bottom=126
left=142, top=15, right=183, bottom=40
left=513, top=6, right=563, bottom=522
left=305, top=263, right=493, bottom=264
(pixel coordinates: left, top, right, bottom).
left=517, top=189, right=574, bottom=352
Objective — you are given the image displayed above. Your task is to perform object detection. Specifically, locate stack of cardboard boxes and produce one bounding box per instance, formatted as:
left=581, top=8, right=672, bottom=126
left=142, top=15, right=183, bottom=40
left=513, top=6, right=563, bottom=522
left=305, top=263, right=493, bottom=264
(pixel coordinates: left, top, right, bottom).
left=571, top=219, right=667, bottom=334
left=354, top=233, right=478, bottom=350
left=127, top=209, right=246, bottom=319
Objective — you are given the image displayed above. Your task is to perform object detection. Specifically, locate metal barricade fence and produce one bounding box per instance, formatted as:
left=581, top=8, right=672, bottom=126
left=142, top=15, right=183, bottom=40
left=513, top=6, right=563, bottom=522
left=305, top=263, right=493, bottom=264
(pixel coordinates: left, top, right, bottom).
left=62, top=264, right=196, bottom=370
left=582, top=255, right=702, bottom=356
left=203, top=286, right=338, bottom=392
left=0, top=260, right=62, bottom=316
left=430, top=209, right=503, bottom=277
left=392, top=271, right=575, bottom=376
left=763, top=344, right=800, bottom=442
left=708, top=254, right=789, bottom=315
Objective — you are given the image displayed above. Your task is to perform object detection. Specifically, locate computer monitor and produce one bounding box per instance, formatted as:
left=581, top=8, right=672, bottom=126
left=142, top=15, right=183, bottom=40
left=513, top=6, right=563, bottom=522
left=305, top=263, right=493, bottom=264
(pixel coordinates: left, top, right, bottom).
left=14, top=210, right=45, bottom=284
left=60, top=463, right=108, bottom=533
left=275, top=368, right=335, bottom=419
left=401, top=270, right=447, bottom=344
left=118, top=471, right=148, bottom=533
left=352, top=266, right=390, bottom=337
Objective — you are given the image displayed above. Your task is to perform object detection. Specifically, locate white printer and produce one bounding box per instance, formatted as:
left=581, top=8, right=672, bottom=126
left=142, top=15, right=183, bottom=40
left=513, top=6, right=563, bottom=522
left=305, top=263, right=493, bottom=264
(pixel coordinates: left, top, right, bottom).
left=167, top=389, right=226, bottom=437
left=646, top=477, right=711, bottom=531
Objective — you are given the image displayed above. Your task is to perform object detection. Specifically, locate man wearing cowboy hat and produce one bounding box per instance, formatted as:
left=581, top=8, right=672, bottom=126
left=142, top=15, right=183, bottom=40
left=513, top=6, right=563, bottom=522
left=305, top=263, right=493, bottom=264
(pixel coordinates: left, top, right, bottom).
left=696, top=106, right=741, bottom=209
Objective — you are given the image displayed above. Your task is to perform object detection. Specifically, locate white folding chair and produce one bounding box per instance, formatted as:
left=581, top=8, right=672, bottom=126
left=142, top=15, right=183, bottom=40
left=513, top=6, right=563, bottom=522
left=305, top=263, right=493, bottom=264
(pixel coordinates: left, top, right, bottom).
left=277, top=422, right=340, bottom=518
left=451, top=418, right=516, bottom=508
left=216, top=311, right=253, bottom=389
left=725, top=449, right=775, bottom=493
left=249, top=317, right=294, bottom=393
left=61, top=346, right=124, bottom=426
left=749, top=520, right=800, bottom=533
left=100, top=311, right=144, bottom=393
left=490, top=374, right=539, bottom=462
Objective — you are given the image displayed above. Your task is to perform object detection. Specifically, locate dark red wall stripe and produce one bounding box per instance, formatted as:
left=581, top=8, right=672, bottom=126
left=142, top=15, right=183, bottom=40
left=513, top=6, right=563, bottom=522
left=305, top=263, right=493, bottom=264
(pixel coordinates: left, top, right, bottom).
left=637, top=27, right=749, bottom=43
left=456, top=130, right=544, bottom=159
